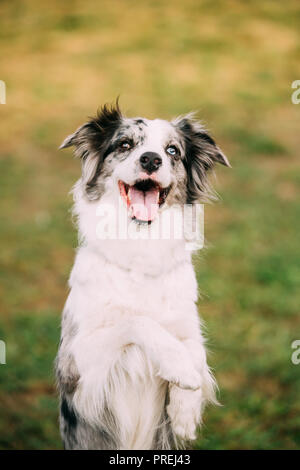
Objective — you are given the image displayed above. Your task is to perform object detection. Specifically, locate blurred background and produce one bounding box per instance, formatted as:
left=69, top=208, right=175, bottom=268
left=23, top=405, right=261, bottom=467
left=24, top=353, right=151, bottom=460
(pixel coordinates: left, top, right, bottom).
left=0, top=0, right=300, bottom=449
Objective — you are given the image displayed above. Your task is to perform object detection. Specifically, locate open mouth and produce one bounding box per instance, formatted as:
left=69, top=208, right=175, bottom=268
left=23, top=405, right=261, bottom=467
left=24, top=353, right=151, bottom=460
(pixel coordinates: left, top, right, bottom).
left=118, top=179, right=171, bottom=223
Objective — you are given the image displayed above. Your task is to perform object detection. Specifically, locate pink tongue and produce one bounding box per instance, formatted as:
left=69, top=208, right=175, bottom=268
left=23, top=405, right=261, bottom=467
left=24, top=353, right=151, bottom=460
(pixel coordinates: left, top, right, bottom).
left=129, top=187, right=159, bottom=221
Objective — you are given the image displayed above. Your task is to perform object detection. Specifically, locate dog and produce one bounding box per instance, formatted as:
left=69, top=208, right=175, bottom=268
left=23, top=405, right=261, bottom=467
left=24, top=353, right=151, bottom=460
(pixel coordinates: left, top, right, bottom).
left=55, top=102, right=230, bottom=450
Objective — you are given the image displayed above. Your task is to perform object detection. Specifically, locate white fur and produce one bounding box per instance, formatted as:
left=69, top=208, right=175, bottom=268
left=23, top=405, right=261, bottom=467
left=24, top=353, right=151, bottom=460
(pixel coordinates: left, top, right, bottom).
left=63, top=118, right=217, bottom=449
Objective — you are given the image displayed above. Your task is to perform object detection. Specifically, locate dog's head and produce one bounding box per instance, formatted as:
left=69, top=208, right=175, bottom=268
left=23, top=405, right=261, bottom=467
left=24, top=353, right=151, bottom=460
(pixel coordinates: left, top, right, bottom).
left=60, top=102, right=229, bottom=224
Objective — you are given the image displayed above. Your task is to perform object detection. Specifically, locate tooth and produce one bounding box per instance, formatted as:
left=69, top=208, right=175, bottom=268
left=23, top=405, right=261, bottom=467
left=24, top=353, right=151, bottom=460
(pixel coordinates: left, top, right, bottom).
left=128, top=187, right=131, bottom=205
left=156, top=190, right=159, bottom=203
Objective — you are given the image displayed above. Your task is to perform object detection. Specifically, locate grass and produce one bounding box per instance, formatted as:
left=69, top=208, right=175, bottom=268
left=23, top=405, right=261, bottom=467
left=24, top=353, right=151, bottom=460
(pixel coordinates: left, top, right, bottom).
left=0, top=0, right=300, bottom=449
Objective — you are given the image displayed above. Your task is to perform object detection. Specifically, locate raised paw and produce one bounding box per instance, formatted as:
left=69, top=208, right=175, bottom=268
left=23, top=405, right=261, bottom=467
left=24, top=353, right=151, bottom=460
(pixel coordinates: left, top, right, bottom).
left=167, top=384, right=203, bottom=441
left=172, top=366, right=202, bottom=391
left=158, top=359, right=202, bottom=391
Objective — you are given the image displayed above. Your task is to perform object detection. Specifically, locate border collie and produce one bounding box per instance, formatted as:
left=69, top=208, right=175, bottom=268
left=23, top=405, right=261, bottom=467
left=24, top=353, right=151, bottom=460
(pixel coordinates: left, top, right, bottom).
left=55, top=102, right=229, bottom=450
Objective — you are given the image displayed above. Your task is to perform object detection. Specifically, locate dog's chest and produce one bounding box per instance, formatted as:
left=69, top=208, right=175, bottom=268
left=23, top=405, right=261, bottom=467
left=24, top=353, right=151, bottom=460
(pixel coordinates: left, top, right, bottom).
left=69, top=243, right=197, bottom=329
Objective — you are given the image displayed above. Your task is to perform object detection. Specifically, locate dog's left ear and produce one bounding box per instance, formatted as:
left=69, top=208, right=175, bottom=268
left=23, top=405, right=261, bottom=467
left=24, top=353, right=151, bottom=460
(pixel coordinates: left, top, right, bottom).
left=173, top=114, right=230, bottom=203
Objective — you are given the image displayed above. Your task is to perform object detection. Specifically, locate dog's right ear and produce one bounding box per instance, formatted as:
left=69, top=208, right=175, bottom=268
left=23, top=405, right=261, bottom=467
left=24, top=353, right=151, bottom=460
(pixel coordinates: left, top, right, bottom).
left=59, top=102, right=122, bottom=156
left=59, top=123, right=91, bottom=151
left=59, top=102, right=122, bottom=199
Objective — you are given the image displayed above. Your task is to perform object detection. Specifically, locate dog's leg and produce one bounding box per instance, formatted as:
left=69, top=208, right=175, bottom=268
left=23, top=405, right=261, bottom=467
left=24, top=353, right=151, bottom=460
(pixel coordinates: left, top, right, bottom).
left=59, top=392, right=120, bottom=450
left=126, top=316, right=202, bottom=390
left=56, top=318, right=121, bottom=449
left=58, top=372, right=119, bottom=450
left=166, top=338, right=217, bottom=442
left=70, top=316, right=202, bottom=426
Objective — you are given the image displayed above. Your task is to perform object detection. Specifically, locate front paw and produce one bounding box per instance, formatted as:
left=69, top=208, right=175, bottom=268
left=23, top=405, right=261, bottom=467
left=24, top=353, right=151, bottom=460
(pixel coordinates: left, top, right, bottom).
left=158, top=360, right=202, bottom=391
left=167, top=384, right=203, bottom=441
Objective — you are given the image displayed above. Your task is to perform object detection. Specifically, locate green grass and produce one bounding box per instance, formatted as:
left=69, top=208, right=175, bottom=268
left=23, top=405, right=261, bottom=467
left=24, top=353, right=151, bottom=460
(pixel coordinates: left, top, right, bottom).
left=0, top=0, right=300, bottom=449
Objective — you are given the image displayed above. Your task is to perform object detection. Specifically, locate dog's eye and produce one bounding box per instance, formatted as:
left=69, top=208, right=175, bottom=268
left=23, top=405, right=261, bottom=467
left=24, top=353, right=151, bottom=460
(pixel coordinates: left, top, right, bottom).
left=166, top=145, right=179, bottom=157
left=119, top=140, right=132, bottom=151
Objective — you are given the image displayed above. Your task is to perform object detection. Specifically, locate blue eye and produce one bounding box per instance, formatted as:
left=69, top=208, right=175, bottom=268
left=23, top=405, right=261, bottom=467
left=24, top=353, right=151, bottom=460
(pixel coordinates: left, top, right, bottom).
left=166, top=145, right=178, bottom=157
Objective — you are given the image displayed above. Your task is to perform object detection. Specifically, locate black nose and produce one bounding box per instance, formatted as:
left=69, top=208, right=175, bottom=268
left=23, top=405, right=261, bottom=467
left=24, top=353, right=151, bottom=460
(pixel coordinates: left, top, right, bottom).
left=139, top=152, right=162, bottom=174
